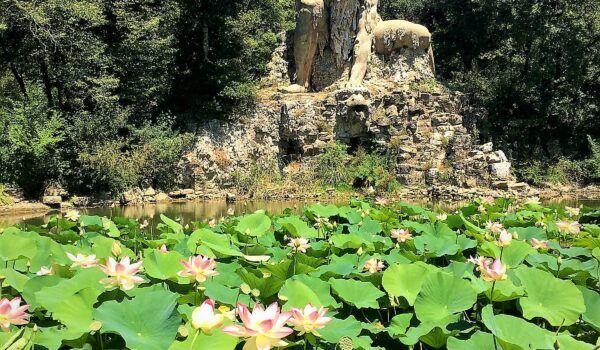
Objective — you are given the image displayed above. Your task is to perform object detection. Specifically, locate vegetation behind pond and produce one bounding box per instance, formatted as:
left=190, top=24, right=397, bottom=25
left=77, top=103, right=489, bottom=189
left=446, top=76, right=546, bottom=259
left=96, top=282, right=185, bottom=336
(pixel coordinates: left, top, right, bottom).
left=1, top=0, right=600, bottom=196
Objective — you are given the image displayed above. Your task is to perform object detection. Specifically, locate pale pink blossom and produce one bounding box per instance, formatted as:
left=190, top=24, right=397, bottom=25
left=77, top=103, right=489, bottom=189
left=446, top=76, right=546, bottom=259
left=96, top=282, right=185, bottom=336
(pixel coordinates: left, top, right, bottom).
left=159, top=244, right=168, bottom=253
left=288, top=304, right=332, bottom=336
left=531, top=238, right=549, bottom=250
left=497, top=230, right=513, bottom=247
left=223, top=303, right=293, bottom=350
left=64, top=210, right=80, bottom=222
left=556, top=220, right=581, bottom=235
left=486, top=221, right=504, bottom=234
left=0, top=297, right=29, bottom=330
left=467, top=255, right=487, bottom=271
left=36, top=266, right=54, bottom=276
left=177, top=255, right=219, bottom=283
left=390, top=229, right=413, bottom=243
left=436, top=213, right=448, bottom=221
left=363, top=258, right=385, bottom=273
left=288, top=237, right=310, bottom=253
left=191, top=299, right=225, bottom=334
left=140, top=219, right=149, bottom=229
left=375, top=197, right=389, bottom=206
left=99, top=256, right=145, bottom=291
left=565, top=206, right=581, bottom=217
left=481, top=257, right=507, bottom=282
left=67, top=253, right=99, bottom=268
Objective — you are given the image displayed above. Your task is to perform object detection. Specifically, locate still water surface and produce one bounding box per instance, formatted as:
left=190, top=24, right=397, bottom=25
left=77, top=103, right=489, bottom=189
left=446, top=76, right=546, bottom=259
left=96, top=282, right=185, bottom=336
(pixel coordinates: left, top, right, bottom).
left=2, top=198, right=600, bottom=228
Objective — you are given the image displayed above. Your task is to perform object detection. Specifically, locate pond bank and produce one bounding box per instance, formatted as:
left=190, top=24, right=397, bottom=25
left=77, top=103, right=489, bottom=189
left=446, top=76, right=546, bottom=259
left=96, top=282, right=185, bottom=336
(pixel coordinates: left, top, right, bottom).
left=2, top=182, right=600, bottom=220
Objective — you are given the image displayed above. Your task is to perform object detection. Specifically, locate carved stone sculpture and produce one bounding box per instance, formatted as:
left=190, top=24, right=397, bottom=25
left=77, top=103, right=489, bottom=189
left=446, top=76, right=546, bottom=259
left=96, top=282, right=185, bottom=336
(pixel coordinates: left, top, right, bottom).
left=279, top=0, right=434, bottom=93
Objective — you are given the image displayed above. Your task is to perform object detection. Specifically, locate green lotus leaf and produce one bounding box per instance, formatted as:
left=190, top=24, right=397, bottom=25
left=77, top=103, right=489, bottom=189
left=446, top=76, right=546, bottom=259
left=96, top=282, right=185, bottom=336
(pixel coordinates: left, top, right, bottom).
left=319, top=316, right=363, bottom=344
left=235, top=211, right=271, bottom=237
left=94, top=289, right=181, bottom=350
left=0, top=268, right=29, bottom=292
left=305, top=203, right=339, bottom=218
left=414, top=270, right=477, bottom=322
left=577, top=286, right=600, bottom=330
left=79, top=215, right=103, bottom=228
left=329, top=278, right=385, bottom=309
left=278, top=274, right=338, bottom=310
left=236, top=268, right=282, bottom=299
left=414, top=234, right=461, bottom=257
left=101, top=217, right=120, bottom=237
left=382, top=263, right=429, bottom=305
left=35, top=268, right=105, bottom=332
left=0, top=229, right=37, bottom=261
left=35, top=326, right=86, bottom=350
left=399, top=315, right=458, bottom=346
left=330, top=233, right=373, bottom=250
left=515, top=267, right=585, bottom=326
left=277, top=216, right=318, bottom=238
left=387, top=313, right=413, bottom=337
left=479, top=240, right=535, bottom=267
left=159, top=214, right=183, bottom=234
left=143, top=249, right=185, bottom=280
left=511, top=226, right=547, bottom=240
left=447, top=331, right=496, bottom=350
left=187, top=229, right=242, bottom=257
left=481, top=305, right=555, bottom=350
left=556, top=334, right=595, bottom=350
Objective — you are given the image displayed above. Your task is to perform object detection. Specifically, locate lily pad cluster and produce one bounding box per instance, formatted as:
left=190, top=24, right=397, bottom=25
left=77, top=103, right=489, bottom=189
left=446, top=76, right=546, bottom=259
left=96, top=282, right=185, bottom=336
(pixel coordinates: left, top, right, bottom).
left=0, top=198, right=599, bottom=349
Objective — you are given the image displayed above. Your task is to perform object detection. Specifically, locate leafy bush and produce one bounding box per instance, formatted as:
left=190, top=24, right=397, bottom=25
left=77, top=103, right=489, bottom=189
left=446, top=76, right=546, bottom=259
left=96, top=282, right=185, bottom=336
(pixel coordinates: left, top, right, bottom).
left=79, top=123, right=193, bottom=194
left=0, top=184, right=13, bottom=205
left=314, top=142, right=351, bottom=186
left=0, top=199, right=598, bottom=349
left=350, top=149, right=401, bottom=192
left=0, top=89, right=65, bottom=197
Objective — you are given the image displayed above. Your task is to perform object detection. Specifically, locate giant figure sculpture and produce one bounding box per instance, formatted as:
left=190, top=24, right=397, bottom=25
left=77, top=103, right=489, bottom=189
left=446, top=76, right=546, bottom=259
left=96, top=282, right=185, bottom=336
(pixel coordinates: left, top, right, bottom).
left=280, top=0, right=434, bottom=93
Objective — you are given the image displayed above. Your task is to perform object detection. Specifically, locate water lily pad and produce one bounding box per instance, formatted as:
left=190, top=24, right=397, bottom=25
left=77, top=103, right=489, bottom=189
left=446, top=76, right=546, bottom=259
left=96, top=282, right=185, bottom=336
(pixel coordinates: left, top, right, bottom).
left=277, top=216, right=318, bottom=238
left=447, top=331, right=496, bottom=350
left=414, top=270, right=477, bottom=322
left=329, top=278, right=385, bottom=309
left=94, top=289, right=181, bottom=350
left=278, top=274, right=337, bottom=309
left=382, top=263, right=429, bottom=305
left=319, top=316, right=363, bottom=344
left=143, top=249, right=185, bottom=280
left=515, top=267, right=585, bottom=326
left=577, top=286, right=600, bottom=330
left=235, top=211, right=271, bottom=236
left=482, top=305, right=555, bottom=350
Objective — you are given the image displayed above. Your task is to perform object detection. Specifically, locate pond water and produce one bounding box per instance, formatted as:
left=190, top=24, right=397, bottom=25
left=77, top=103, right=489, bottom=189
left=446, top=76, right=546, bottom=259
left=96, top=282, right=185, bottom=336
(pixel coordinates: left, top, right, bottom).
left=2, top=198, right=600, bottom=228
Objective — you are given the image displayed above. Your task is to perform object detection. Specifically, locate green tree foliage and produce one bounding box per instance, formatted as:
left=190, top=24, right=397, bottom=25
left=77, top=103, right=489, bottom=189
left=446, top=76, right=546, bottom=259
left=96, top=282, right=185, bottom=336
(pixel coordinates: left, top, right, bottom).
left=0, top=0, right=294, bottom=196
left=380, top=0, right=600, bottom=169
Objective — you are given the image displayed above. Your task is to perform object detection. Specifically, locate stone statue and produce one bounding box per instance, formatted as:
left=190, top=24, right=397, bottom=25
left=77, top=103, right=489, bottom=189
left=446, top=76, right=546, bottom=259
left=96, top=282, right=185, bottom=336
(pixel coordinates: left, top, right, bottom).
left=279, top=0, right=434, bottom=93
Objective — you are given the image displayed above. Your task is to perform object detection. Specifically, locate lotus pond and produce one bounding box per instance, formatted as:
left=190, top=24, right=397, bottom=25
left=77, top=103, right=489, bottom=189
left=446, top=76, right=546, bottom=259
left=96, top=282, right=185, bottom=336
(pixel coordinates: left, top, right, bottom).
left=0, top=198, right=598, bottom=350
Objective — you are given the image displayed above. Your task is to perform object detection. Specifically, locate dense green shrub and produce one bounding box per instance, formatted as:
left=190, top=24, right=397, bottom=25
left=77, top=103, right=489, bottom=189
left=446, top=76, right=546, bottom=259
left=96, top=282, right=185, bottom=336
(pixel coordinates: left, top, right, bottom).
left=314, top=142, right=352, bottom=186
left=350, top=149, right=401, bottom=192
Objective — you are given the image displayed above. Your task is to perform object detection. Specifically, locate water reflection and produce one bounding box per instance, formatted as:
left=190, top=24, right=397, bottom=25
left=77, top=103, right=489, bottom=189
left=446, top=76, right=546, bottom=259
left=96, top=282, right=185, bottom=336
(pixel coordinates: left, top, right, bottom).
left=0, top=200, right=333, bottom=228
left=2, top=198, right=600, bottom=228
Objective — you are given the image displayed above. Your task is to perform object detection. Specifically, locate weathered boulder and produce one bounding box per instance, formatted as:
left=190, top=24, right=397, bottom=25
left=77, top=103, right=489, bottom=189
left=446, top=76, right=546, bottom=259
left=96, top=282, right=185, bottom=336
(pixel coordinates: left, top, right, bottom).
left=121, top=188, right=143, bottom=205
left=155, top=193, right=171, bottom=202
left=42, top=196, right=62, bottom=206
left=490, top=162, right=511, bottom=180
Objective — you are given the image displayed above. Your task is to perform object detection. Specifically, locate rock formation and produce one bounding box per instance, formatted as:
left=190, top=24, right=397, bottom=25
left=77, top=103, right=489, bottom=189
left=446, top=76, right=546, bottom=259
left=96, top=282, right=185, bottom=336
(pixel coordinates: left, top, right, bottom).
left=183, top=1, right=523, bottom=199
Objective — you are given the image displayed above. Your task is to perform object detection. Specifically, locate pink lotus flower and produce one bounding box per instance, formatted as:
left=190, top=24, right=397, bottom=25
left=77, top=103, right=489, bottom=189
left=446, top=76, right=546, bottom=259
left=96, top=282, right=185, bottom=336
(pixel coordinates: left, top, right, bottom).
left=139, top=219, right=149, bottom=229
left=531, top=238, right=549, bottom=250
left=64, top=210, right=80, bottom=222
left=99, top=256, right=145, bottom=291
left=467, top=255, right=487, bottom=271
left=496, top=230, right=513, bottom=247
left=481, top=257, right=507, bottom=282
left=159, top=244, right=168, bottom=253
left=67, top=253, right=99, bottom=268
left=0, top=297, right=29, bottom=330
left=390, top=229, right=412, bottom=243
left=436, top=213, right=448, bottom=221
left=177, top=255, right=219, bottom=283
left=478, top=205, right=487, bottom=213
left=287, top=237, right=310, bottom=253
left=556, top=220, right=581, bottom=235
left=191, top=299, right=224, bottom=334
left=36, top=266, right=54, bottom=276
left=363, top=258, right=385, bottom=273
left=223, top=303, right=293, bottom=350
left=288, top=304, right=332, bottom=336
left=565, top=206, right=581, bottom=217
left=486, top=221, right=504, bottom=234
